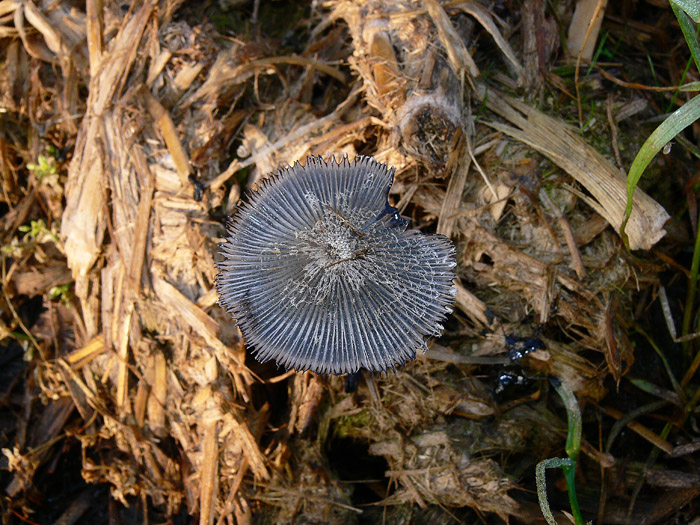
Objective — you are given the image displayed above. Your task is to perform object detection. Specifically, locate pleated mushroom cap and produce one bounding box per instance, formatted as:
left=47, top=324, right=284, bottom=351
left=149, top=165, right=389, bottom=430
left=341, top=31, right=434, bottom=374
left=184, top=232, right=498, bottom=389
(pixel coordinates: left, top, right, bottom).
left=216, top=155, right=457, bottom=375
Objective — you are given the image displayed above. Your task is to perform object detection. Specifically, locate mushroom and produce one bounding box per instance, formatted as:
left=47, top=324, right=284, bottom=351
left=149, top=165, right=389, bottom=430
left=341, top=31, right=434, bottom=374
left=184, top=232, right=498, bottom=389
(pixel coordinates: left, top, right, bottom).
left=217, top=155, right=457, bottom=375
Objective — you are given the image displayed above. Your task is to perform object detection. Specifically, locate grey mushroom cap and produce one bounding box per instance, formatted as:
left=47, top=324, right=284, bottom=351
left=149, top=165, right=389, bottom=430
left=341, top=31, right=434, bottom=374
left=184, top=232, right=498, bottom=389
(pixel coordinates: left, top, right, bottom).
left=216, top=155, right=457, bottom=375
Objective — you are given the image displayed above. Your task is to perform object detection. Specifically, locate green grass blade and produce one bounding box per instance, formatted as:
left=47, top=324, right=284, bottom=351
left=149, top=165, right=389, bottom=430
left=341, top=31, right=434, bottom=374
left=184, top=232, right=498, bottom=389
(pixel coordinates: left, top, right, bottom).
left=552, top=378, right=582, bottom=461
left=537, top=457, right=575, bottom=525
left=680, top=81, right=700, bottom=92
left=536, top=378, right=584, bottom=525
left=682, top=208, right=700, bottom=364
left=671, top=1, right=700, bottom=72
left=621, top=94, right=700, bottom=240
left=671, top=0, right=700, bottom=23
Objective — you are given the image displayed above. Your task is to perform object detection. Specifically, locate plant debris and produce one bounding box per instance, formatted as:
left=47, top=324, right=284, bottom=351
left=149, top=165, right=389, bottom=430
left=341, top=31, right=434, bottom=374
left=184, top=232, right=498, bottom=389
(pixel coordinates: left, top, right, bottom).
left=1, top=1, right=698, bottom=524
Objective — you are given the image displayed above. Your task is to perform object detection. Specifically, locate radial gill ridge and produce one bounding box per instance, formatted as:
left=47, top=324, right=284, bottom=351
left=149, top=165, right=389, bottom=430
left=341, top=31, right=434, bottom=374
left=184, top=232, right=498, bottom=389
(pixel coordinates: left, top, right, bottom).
left=216, top=155, right=457, bottom=375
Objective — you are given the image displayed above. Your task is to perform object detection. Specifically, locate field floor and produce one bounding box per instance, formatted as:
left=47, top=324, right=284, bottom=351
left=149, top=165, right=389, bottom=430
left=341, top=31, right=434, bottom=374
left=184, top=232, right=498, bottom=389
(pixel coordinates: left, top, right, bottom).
left=1, top=1, right=699, bottom=523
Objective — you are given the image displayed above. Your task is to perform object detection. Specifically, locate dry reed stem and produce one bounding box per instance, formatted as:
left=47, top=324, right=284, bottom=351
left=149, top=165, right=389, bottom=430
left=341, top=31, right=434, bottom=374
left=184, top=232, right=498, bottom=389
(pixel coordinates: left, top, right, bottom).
left=454, top=281, right=491, bottom=328
left=143, top=89, right=192, bottom=186
left=571, top=0, right=608, bottom=124
left=147, top=351, right=167, bottom=436
left=567, top=0, right=608, bottom=61
left=453, top=0, right=524, bottom=83
left=62, top=1, right=155, bottom=288
left=199, top=416, right=218, bottom=525
left=65, top=335, right=106, bottom=368
left=437, top=128, right=470, bottom=238
left=86, top=0, right=104, bottom=77
left=424, top=0, right=479, bottom=77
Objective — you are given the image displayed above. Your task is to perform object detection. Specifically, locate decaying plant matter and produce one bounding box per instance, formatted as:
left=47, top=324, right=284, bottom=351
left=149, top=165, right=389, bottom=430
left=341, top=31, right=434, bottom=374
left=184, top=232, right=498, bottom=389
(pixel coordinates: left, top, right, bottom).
left=2, top=0, right=696, bottom=524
